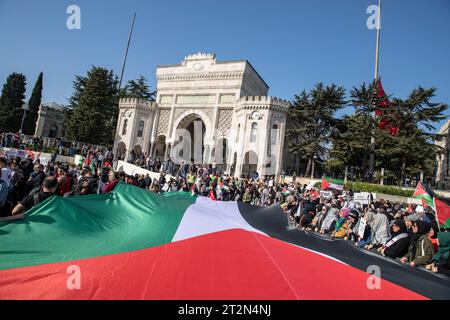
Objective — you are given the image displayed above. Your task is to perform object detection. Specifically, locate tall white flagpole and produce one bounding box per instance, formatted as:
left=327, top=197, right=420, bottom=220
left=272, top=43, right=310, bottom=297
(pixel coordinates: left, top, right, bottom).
left=119, top=13, right=136, bottom=91
left=369, top=0, right=382, bottom=177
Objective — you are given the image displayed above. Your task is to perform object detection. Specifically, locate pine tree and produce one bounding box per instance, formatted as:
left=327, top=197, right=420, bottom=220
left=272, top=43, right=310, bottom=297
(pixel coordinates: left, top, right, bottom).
left=66, top=66, right=119, bottom=145
left=0, top=73, right=27, bottom=133
left=327, top=114, right=372, bottom=175
left=287, top=83, right=346, bottom=177
left=349, top=82, right=448, bottom=185
left=123, top=75, right=156, bottom=101
left=23, top=72, right=43, bottom=135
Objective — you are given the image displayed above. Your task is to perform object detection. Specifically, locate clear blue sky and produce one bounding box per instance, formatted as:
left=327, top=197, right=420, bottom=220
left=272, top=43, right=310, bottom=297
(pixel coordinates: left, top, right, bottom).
left=1, top=0, right=449, bottom=130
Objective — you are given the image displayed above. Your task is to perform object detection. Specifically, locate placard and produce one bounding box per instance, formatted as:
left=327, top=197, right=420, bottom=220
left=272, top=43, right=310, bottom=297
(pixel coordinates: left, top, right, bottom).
left=358, top=218, right=367, bottom=238
left=354, top=192, right=370, bottom=205
left=320, top=190, right=333, bottom=198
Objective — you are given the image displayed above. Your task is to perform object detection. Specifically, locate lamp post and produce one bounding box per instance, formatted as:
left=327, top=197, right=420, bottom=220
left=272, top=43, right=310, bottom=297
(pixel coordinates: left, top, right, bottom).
left=19, top=103, right=29, bottom=134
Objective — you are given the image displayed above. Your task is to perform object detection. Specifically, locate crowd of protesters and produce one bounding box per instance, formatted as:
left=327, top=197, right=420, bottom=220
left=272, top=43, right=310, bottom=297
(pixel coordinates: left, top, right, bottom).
left=282, top=188, right=450, bottom=277
left=0, top=132, right=107, bottom=158
left=1, top=146, right=449, bottom=279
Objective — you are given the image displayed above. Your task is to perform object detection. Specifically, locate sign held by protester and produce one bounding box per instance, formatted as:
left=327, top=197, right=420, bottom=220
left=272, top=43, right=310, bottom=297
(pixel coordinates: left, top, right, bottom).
left=358, top=218, right=367, bottom=238
left=354, top=192, right=370, bottom=205
left=320, top=190, right=333, bottom=198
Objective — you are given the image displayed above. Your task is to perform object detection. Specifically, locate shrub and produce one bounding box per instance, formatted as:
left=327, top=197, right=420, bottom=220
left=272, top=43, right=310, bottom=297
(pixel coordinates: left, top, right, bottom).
left=347, top=181, right=413, bottom=198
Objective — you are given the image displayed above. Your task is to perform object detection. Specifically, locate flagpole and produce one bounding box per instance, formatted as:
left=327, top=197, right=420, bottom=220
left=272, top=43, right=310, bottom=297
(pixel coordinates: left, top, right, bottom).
left=119, top=13, right=136, bottom=90
left=369, top=0, right=382, bottom=176
left=433, top=197, right=442, bottom=232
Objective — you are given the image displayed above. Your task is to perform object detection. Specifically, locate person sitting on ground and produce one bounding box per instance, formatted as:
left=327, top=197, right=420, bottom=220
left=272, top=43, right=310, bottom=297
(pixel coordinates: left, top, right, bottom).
left=344, top=210, right=360, bottom=242
left=428, top=222, right=439, bottom=252
left=379, top=220, right=410, bottom=259
left=405, top=214, right=419, bottom=234
left=428, top=232, right=450, bottom=276
left=331, top=207, right=350, bottom=238
left=320, top=204, right=339, bottom=235
left=365, top=209, right=391, bottom=250
left=400, top=221, right=435, bottom=267
left=355, top=210, right=374, bottom=248
left=0, top=176, right=59, bottom=222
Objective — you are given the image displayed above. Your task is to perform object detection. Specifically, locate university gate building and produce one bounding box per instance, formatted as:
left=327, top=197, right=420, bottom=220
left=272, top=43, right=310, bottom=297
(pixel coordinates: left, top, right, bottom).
left=113, top=53, right=290, bottom=178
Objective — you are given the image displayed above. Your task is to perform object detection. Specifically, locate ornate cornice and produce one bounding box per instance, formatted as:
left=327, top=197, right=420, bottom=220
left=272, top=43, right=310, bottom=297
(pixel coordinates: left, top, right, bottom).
left=157, top=72, right=244, bottom=82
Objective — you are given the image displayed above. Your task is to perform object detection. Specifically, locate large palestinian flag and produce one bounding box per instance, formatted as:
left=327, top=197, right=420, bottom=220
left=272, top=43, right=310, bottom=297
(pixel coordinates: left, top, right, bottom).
left=1, top=183, right=449, bottom=300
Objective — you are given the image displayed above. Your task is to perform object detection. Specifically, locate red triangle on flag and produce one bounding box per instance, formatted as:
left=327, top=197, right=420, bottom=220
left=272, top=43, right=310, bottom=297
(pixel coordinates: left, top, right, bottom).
left=321, top=177, right=331, bottom=190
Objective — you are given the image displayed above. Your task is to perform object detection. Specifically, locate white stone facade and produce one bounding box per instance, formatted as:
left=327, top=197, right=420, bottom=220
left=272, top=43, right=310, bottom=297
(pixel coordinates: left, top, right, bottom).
left=113, top=53, right=290, bottom=178
left=435, top=120, right=450, bottom=188
left=34, top=102, right=67, bottom=138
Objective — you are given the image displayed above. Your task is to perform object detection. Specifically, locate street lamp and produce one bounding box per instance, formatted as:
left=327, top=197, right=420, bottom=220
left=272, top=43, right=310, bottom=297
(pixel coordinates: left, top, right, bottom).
left=19, top=103, right=29, bottom=134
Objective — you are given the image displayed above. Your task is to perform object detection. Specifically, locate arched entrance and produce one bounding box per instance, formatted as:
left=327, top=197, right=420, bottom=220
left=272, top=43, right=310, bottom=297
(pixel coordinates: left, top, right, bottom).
left=154, top=135, right=166, bottom=159
left=173, top=114, right=206, bottom=164
left=133, top=145, right=142, bottom=153
left=116, top=142, right=127, bottom=161
left=49, top=125, right=58, bottom=138
left=242, top=150, right=258, bottom=177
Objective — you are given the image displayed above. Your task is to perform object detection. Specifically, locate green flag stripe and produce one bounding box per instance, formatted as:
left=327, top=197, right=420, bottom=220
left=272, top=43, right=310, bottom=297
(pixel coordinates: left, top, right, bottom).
left=325, top=177, right=344, bottom=185
left=0, top=183, right=196, bottom=271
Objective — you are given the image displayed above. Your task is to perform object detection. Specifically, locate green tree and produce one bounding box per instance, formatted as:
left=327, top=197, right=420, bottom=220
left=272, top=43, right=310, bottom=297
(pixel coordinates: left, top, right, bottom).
left=66, top=66, right=119, bottom=145
left=23, top=72, right=43, bottom=135
left=0, top=73, right=27, bottom=133
left=123, top=75, right=156, bottom=101
left=287, top=83, right=346, bottom=177
left=349, top=81, right=447, bottom=185
left=327, top=114, right=372, bottom=175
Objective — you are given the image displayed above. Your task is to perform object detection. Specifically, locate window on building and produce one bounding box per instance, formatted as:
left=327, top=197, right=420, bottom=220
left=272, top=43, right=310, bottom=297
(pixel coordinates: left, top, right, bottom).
left=250, top=123, right=257, bottom=143
left=122, top=119, right=128, bottom=135
left=137, top=120, right=144, bottom=137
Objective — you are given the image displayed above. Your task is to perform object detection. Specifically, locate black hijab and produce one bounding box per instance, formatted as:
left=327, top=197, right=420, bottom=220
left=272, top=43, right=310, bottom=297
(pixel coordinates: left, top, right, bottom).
left=410, top=221, right=431, bottom=260
left=391, top=220, right=407, bottom=236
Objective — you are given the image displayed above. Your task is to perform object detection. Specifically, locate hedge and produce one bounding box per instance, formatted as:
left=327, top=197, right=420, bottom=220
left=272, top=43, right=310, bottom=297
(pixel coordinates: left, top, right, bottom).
left=346, top=182, right=414, bottom=198
left=314, top=181, right=414, bottom=198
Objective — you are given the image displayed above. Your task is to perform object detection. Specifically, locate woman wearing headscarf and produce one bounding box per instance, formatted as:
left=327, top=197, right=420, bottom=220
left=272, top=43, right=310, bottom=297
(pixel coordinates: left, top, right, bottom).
left=431, top=232, right=450, bottom=276
left=400, top=221, right=435, bottom=267
left=320, top=206, right=339, bottom=234
left=332, top=208, right=354, bottom=239
left=365, top=211, right=390, bottom=250
left=379, top=220, right=410, bottom=259
left=354, top=210, right=373, bottom=247
left=313, top=204, right=329, bottom=232
left=428, top=222, right=439, bottom=252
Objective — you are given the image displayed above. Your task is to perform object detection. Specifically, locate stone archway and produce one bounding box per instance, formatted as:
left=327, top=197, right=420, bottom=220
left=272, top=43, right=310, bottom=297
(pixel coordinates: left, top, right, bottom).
left=173, top=113, right=207, bottom=164
left=116, top=142, right=127, bottom=161
left=154, top=135, right=166, bottom=159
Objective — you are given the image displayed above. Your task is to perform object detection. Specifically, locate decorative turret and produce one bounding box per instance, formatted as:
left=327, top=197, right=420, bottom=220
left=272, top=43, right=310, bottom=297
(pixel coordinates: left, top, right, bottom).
left=181, top=52, right=216, bottom=65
